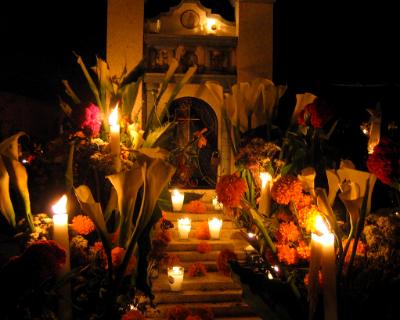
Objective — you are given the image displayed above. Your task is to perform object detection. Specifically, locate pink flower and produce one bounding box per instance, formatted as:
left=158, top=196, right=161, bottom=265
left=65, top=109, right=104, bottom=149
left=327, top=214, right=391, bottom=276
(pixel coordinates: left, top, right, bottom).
left=81, top=103, right=102, bottom=137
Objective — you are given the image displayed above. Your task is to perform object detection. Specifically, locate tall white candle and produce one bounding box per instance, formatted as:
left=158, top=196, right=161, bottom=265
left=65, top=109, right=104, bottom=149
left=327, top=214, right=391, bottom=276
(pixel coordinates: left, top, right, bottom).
left=52, top=195, right=71, bottom=320
left=311, top=215, right=337, bottom=320
left=259, top=171, right=272, bottom=215
left=171, top=189, right=184, bottom=211
left=167, top=266, right=184, bottom=291
left=108, top=105, right=121, bottom=172
left=208, top=217, right=223, bottom=240
left=177, top=217, right=191, bottom=240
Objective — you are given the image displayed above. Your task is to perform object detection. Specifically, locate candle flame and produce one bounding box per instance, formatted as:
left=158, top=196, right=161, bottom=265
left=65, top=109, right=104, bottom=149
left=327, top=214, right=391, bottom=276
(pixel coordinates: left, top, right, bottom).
left=209, top=217, right=222, bottom=227
left=172, top=266, right=181, bottom=273
left=248, top=232, right=255, bottom=239
left=315, top=215, right=329, bottom=235
left=260, top=171, right=272, bottom=189
left=172, top=189, right=182, bottom=196
left=52, top=194, right=67, bottom=215
left=108, top=104, right=119, bottom=126
left=178, top=217, right=191, bottom=225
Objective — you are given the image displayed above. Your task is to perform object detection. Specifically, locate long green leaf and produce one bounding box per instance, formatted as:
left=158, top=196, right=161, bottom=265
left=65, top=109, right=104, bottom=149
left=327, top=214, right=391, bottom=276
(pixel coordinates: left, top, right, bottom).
left=61, top=80, right=81, bottom=104
left=74, top=53, right=102, bottom=112
left=142, top=122, right=175, bottom=148
left=0, top=156, right=15, bottom=227
left=96, top=56, right=114, bottom=116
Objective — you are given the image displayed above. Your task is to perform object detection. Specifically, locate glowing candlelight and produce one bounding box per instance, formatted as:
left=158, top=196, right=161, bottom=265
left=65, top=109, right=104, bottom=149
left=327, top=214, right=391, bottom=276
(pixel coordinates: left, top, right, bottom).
left=259, top=171, right=272, bottom=215
left=171, top=189, right=184, bottom=212
left=177, top=217, right=191, bottom=240
left=208, top=217, right=223, bottom=240
left=167, top=266, right=184, bottom=291
left=52, top=194, right=71, bottom=320
left=310, top=215, right=337, bottom=320
left=108, top=104, right=121, bottom=171
left=212, top=196, right=223, bottom=210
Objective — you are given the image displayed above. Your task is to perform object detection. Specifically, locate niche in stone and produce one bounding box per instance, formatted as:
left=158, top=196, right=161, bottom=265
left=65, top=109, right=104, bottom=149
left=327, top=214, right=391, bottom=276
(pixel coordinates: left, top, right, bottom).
left=166, top=97, right=218, bottom=189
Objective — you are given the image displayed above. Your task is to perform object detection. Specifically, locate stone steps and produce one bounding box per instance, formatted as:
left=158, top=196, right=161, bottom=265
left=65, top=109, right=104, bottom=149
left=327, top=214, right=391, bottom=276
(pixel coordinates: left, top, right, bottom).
left=152, top=272, right=241, bottom=292
left=167, top=239, right=247, bottom=252
left=166, top=250, right=246, bottom=262
left=154, top=289, right=243, bottom=304
left=165, top=212, right=229, bottom=222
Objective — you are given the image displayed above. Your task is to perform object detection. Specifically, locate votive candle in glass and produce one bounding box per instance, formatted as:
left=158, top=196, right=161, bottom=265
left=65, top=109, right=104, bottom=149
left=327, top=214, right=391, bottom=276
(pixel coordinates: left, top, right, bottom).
left=171, top=189, right=184, bottom=211
left=177, top=217, right=191, bottom=240
left=167, top=266, right=184, bottom=291
left=208, top=217, right=223, bottom=240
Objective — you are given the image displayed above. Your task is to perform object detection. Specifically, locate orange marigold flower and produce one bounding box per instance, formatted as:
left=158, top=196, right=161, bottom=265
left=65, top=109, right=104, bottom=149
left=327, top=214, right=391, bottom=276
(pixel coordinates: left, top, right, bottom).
left=166, top=305, right=191, bottom=320
left=194, top=128, right=208, bottom=149
left=217, top=249, right=238, bottom=276
left=271, top=175, right=303, bottom=205
left=277, top=222, right=301, bottom=243
left=71, top=214, right=96, bottom=235
left=195, top=221, right=210, bottom=240
left=188, top=262, right=207, bottom=277
left=293, top=193, right=314, bottom=210
left=297, top=241, right=311, bottom=260
left=111, top=246, right=125, bottom=267
left=121, top=309, right=146, bottom=320
left=216, top=174, right=246, bottom=209
left=297, top=205, right=320, bottom=233
left=186, top=200, right=207, bottom=213
left=197, top=241, right=212, bottom=254
left=276, top=244, right=298, bottom=265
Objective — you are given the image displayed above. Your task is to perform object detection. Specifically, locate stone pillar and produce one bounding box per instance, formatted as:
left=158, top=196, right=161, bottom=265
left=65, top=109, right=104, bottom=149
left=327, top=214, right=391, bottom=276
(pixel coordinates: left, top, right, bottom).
left=107, top=0, right=144, bottom=76
left=236, top=0, right=274, bottom=82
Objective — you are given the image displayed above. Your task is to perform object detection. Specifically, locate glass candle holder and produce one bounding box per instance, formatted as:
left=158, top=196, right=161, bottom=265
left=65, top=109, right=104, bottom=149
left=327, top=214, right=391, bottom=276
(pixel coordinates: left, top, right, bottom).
left=167, top=266, right=184, bottom=291
left=208, top=217, right=223, bottom=240
left=177, top=217, right=191, bottom=240
left=171, top=189, right=184, bottom=211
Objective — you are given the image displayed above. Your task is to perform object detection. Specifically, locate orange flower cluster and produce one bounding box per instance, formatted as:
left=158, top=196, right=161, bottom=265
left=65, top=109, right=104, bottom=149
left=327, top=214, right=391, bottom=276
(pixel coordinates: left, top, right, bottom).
left=197, top=241, right=212, bottom=254
left=215, top=174, right=246, bottom=209
left=276, top=244, right=299, bottom=265
left=111, top=246, right=125, bottom=267
left=71, top=214, right=96, bottom=235
left=188, top=262, right=207, bottom=277
left=271, top=175, right=303, bottom=205
left=297, top=241, right=311, bottom=260
left=185, top=200, right=207, bottom=213
left=297, top=205, right=320, bottom=233
left=195, top=221, right=211, bottom=240
left=193, top=128, right=208, bottom=149
left=217, top=249, right=238, bottom=276
left=277, top=222, right=301, bottom=243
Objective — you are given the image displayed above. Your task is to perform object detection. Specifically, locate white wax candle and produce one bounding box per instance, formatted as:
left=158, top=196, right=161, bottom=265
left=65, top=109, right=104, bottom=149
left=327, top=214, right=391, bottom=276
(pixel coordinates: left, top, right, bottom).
left=177, top=217, right=191, bottom=240
left=171, top=189, right=184, bottom=211
left=167, top=266, right=184, bottom=291
left=52, top=195, right=72, bottom=320
left=311, top=216, right=337, bottom=320
left=108, top=105, right=121, bottom=172
left=208, top=217, right=223, bottom=240
left=259, top=172, right=272, bottom=215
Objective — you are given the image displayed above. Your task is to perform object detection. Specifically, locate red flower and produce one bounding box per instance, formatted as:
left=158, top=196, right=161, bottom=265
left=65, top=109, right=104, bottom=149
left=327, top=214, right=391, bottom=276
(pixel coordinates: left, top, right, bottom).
left=367, top=138, right=400, bottom=185
left=188, top=262, right=207, bottom=277
left=121, top=309, right=146, bottom=320
left=197, top=241, right=212, bottom=254
left=216, top=174, right=247, bottom=209
left=81, top=103, right=102, bottom=137
left=71, top=214, right=96, bottom=235
left=166, top=305, right=191, bottom=320
left=217, top=249, right=238, bottom=276
left=298, top=99, right=334, bottom=128
left=111, top=246, right=125, bottom=267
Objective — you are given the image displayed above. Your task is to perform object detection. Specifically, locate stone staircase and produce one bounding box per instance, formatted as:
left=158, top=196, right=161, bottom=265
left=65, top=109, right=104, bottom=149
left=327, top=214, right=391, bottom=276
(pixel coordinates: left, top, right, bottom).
left=146, top=198, right=263, bottom=319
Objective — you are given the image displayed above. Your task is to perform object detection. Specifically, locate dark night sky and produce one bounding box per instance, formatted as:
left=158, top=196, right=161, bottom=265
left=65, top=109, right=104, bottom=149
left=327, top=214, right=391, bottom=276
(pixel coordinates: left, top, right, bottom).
left=0, top=0, right=398, bottom=102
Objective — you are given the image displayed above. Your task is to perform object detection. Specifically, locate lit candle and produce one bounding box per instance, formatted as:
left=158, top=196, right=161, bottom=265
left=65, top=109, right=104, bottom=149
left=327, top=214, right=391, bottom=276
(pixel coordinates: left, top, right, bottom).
left=171, top=189, right=184, bottom=212
left=108, top=104, right=121, bottom=172
left=177, top=217, right=191, bottom=240
left=167, top=266, right=184, bottom=291
left=259, top=171, right=272, bottom=215
left=212, top=196, right=223, bottom=210
left=310, top=216, right=337, bottom=320
left=52, top=195, right=71, bottom=320
left=208, top=217, right=223, bottom=240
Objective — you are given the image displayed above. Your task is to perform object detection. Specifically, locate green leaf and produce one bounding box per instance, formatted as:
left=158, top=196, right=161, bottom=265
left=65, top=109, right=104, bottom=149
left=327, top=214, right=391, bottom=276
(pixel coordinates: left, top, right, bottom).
left=96, top=56, right=114, bottom=116
left=120, top=80, right=141, bottom=121
left=120, top=59, right=146, bottom=88
left=61, top=80, right=81, bottom=104
left=58, top=97, right=73, bottom=117
left=142, top=122, right=175, bottom=148
left=0, top=156, right=16, bottom=227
